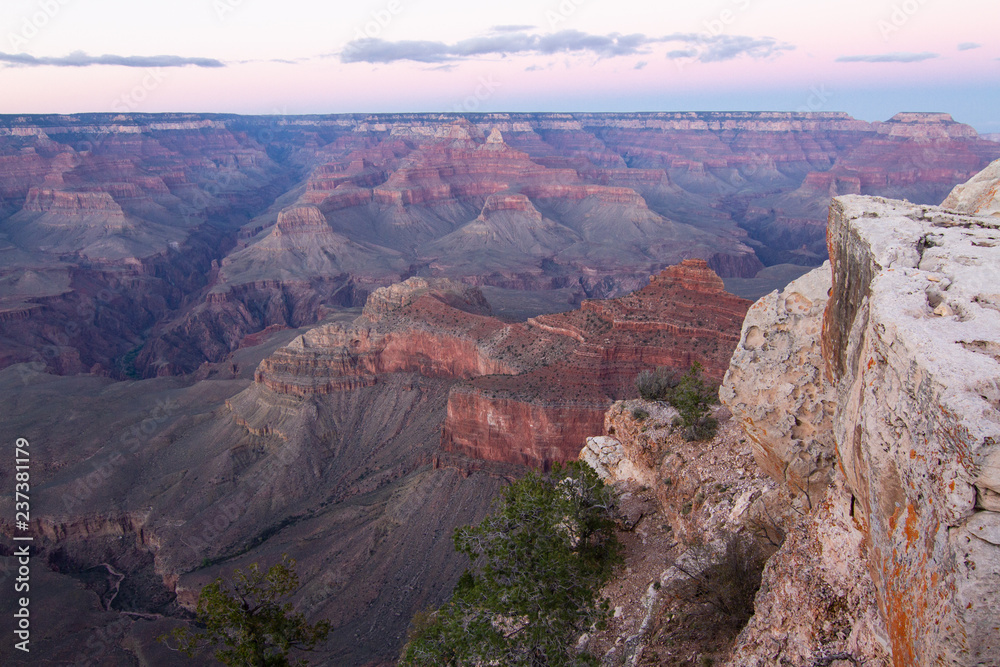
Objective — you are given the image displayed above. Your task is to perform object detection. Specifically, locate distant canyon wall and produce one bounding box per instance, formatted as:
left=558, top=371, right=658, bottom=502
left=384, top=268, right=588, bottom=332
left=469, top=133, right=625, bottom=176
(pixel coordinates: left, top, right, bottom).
left=2, top=112, right=998, bottom=378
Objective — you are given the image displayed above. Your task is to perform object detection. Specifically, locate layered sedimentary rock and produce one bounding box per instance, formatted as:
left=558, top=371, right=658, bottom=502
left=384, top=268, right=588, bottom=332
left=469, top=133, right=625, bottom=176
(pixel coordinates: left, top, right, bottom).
left=253, top=261, right=749, bottom=468
left=721, top=263, right=838, bottom=505
left=440, top=259, right=750, bottom=466
left=723, top=178, right=1000, bottom=665
left=3, top=112, right=997, bottom=378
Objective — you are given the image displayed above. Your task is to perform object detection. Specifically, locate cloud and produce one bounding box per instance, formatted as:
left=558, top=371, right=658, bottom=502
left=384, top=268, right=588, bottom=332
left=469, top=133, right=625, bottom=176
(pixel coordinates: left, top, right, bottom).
left=491, top=25, right=535, bottom=33
left=675, top=34, right=794, bottom=63
left=836, top=52, right=938, bottom=63
left=958, top=42, right=982, bottom=51
left=341, top=29, right=794, bottom=65
left=0, top=51, right=225, bottom=68
left=634, top=60, right=648, bottom=70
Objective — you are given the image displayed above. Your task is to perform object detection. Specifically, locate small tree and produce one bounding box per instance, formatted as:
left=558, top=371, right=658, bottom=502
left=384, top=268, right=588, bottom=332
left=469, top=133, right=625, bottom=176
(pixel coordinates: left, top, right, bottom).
left=400, top=461, right=621, bottom=666
left=670, top=362, right=718, bottom=441
left=162, top=555, right=330, bottom=667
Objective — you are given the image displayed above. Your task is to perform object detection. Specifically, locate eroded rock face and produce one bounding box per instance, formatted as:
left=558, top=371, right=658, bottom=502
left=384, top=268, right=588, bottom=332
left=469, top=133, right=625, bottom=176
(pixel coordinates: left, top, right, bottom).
left=725, top=190, right=1000, bottom=667
left=721, top=263, right=837, bottom=505
left=728, top=476, right=891, bottom=667
left=823, top=195, right=1000, bottom=666
left=942, top=157, right=1000, bottom=216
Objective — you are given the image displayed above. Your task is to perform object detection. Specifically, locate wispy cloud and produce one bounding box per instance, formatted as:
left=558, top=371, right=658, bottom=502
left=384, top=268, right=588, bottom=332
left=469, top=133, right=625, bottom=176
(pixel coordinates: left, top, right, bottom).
left=491, top=25, right=536, bottom=33
left=341, top=31, right=650, bottom=63
left=666, top=34, right=793, bottom=63
left=957, top=42, right=982, bottom=51
left=836, top=52, right=938, bottom=63
left=340, top=29, right=793, bottom=65
left=0, top=51, right=225, bottom=68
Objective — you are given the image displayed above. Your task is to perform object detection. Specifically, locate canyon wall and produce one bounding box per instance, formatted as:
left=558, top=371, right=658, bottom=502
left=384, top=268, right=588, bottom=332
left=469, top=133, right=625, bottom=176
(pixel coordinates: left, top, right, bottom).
left=2, top=112, right=998, bottom=378
left=722, top=178, right=1000, bottom=665
left=253, top=261, right=749, bottom=469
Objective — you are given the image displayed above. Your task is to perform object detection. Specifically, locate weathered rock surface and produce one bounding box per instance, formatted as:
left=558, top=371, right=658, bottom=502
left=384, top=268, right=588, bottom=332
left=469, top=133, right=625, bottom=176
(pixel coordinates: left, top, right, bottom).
left=728, top=476, right=891, bottom=667
left=823, top=195, right=1000, bottom=666
left=721, top=263, right=837, bottom=506
left=723, top=187, right=1000, bottom=666
left=942, top=157, right=1000, bottom=216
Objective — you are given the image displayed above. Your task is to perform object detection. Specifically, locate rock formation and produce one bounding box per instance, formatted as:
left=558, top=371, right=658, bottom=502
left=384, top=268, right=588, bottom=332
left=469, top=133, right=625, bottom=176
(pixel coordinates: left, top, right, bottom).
left=942, top=157, right=1000, bottom=216
left=2, top=112, right=997, bottom=378
left=253, top=260, right=749, bottom=468
left=721, top=264, right=837, bottom=506
left=721, top=168, right=1000, bottom=665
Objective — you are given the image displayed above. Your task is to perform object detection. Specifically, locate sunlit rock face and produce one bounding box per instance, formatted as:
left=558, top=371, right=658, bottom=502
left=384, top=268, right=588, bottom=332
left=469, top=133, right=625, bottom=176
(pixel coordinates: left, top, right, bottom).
left=823, top=195, right=1000, bottom=666
left=723, top=177, right=1000, bottom=665
left=721, top=263, right=838, bottom=506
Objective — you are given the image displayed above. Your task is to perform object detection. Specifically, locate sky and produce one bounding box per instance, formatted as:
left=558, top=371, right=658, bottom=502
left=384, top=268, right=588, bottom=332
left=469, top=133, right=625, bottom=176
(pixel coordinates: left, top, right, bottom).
left=0, top=0, right=997, bottom=131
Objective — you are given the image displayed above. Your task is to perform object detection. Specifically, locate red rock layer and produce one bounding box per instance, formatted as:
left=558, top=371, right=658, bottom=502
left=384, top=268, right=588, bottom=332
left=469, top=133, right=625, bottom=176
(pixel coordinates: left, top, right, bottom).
left=255, top=261, right=749, bottom=468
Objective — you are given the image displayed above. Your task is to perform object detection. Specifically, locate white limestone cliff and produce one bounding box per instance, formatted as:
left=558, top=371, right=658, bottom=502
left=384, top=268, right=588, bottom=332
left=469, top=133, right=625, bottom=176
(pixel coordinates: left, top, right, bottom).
left=723, top=184, right=1000, bottom=666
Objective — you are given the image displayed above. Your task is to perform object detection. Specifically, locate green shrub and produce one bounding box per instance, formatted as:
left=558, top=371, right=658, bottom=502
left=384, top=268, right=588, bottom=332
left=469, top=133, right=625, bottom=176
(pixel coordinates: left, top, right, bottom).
left=161, top=555, right=330, bottom=666
left=400, top=461, right=621, bottom=666
left=636, top=363, right=719, bottom=441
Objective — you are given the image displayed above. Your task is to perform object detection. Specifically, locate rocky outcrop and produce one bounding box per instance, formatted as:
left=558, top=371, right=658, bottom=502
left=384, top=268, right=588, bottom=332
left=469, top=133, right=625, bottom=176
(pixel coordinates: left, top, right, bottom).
left=723, top=183, right=1000, bottom=666
left=942, top=157, right=1000, bottom=216
left=721, top=263, right=837, bottom=506
left=727, top=476, right=891, bottom=667
left=440, top=260, right=750, bottom=467
left=822, top=195, right=1000, bottom=666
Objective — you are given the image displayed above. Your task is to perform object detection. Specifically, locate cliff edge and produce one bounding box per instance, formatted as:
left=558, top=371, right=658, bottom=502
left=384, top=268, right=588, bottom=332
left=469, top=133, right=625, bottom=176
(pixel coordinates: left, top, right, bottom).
left=722, top=173, right=1000, bottom=665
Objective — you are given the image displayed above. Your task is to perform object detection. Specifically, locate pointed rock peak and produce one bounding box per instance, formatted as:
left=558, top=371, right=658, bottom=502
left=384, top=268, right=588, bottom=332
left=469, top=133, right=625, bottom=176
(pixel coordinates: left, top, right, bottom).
left=481, top=127, right=509, bottom=151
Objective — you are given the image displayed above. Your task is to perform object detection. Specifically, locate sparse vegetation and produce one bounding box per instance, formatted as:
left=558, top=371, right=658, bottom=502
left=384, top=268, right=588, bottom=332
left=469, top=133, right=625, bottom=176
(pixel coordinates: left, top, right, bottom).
left=161, top=555, right=330, bottom=666
left=635, top=362, right=719, bottom=440
left=399, top=461, right=621, bottom=666
left=636, top=366, right=679, bottom=402
left=672, top=534, right=769, bottom=633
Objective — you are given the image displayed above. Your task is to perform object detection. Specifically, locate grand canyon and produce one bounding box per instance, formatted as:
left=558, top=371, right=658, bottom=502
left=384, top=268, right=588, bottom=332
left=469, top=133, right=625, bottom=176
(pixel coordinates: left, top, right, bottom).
left=1, top=111, right=999, bottom=665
